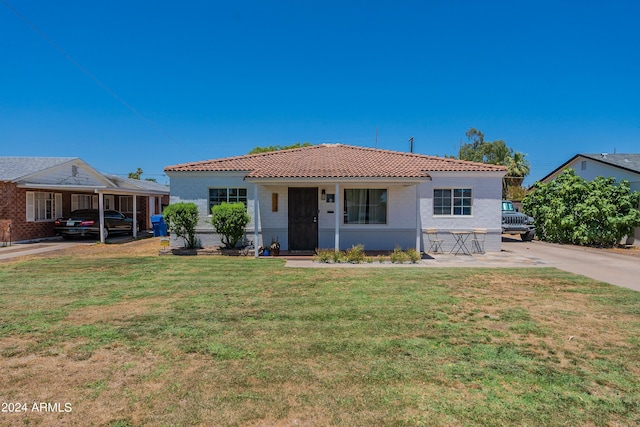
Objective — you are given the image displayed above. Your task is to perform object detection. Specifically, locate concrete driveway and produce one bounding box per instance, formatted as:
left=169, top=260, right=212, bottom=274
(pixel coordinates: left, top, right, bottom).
left=500, top=238, right=640, bottom=292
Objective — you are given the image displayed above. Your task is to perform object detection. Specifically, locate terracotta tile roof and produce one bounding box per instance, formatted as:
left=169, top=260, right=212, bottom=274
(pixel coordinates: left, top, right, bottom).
left=164, top=144, right=507, bottom=178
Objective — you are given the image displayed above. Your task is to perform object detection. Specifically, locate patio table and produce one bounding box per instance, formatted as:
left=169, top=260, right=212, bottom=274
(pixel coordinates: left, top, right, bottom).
left=450, top=231, right=472, bottom=255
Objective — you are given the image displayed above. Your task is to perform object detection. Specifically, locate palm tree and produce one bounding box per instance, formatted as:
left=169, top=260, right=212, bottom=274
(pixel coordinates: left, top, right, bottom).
left=503, top=151, right=530, bottom=198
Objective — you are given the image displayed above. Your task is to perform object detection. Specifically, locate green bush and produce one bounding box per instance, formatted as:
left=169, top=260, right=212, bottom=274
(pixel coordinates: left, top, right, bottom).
left=405, top=248, right=421, bottom=263
left=314, top=249, right=335, bottom=263
left=345, top=244, right=366, bottom=263
left=163, top=202, right=200, bottom=249
left=523, top=169, right=640, bottom=246
left=333, top=250, right=345, bottom=263
left=211, top=203, right=251, bottom=249
left=390, top=246, right=409, bottom=264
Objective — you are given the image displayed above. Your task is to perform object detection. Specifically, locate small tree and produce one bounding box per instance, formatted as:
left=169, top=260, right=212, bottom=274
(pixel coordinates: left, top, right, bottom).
left=211, top=203, right=250, bottom=249
left=163, top=202, right=200, bottom=249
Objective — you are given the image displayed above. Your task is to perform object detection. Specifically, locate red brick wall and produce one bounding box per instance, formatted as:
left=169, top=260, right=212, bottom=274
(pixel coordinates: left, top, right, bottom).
left=0, top=183, right=57, bottom=242
left=0, top=183, right=169, bottom=240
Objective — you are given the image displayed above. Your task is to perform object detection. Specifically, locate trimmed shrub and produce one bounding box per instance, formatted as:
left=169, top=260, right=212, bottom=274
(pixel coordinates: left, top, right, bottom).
left=211, top=203, right=251, bottom=249
left=163, top=202, right=200, bottom=249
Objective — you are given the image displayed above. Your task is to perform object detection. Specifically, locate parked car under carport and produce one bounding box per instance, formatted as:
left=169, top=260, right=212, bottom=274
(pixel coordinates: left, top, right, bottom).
left=54, top=209, right=138, bottom=240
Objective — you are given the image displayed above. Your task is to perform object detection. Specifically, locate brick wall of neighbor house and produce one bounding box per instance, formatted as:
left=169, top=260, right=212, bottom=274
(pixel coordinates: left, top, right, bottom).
left=0, top=184, right=57, bottom=242
left=0, top=187, right=152, bottom=241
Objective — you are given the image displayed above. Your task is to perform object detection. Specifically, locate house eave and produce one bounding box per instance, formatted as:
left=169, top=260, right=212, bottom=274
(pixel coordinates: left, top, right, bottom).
left=16, top=183, right=109, bottom=191
left=244, top=176, right=430, bottom=185
left=16, top=183, right=168, bottom=196
left=95, top=188, right=169, bottom=196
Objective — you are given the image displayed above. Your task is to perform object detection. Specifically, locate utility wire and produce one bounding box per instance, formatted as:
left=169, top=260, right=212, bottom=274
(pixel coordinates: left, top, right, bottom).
left=2, top=0, right=185, bottom=149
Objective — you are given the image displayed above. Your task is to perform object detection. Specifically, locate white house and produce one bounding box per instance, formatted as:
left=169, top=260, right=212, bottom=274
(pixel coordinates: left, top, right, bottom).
left=540, top=153, right=640, bottom=245
left=164, top=144, right=507, bottom=253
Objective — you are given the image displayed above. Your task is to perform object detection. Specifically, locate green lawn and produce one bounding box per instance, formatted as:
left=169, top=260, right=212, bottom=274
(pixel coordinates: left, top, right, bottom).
left=1, top=255, right=639, bottom=426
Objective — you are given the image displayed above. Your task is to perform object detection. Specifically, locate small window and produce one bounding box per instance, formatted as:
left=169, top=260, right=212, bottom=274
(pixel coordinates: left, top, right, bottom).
left=434, top=189, right=472, bottom=216
left=344, top=189, right=387, bottom=224
left=581, top=160, right=587, bottom=171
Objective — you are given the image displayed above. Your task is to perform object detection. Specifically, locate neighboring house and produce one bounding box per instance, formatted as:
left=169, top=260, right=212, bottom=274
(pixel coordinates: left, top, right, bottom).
left=539, top=153, right=640, bottom=245
left=0, top=157, right=170, bottom=243
left=164, top=144, right=507, bottom=253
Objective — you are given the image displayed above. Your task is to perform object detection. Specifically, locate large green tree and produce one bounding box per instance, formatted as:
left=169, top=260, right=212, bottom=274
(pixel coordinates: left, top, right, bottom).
left=523, top=169, right=640, bottom=246
left=457, top=128, right=530, bottom=198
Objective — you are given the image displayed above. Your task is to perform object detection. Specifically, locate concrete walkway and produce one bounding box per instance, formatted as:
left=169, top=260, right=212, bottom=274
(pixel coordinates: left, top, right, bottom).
left=285, top=239, right=640, bottom=292
left=0, top=233, right=153, bottom=261
left=0, top=239, right=93, bottom=261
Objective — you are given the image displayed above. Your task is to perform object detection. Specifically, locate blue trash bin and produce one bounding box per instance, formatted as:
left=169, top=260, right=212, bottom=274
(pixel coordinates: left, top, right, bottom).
left=151, top=214, right=167, bottom=237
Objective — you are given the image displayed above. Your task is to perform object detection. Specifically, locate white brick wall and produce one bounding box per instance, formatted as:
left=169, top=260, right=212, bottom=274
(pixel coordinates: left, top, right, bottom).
left=420, top=173, right=503, bottom=252
left=167, top=171, right=504, bottom=251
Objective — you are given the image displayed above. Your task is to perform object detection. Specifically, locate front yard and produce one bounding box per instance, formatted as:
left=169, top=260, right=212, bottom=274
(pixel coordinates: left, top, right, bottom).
left=1, top=240, right=639, bottom=426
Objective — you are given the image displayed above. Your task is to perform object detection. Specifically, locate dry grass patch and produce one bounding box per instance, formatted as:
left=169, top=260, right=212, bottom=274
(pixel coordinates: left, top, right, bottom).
left=1, top=245, right=639, bottom=426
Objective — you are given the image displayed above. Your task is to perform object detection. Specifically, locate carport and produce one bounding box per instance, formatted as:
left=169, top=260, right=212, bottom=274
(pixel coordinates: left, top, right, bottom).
left=92, top=174, right=170, bottom=243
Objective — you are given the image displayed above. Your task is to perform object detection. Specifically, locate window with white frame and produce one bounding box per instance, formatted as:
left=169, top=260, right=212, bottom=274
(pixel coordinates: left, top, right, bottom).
left=433, top=188, right=473, bottom=216
left=26, top=192, right=61, bottom=222
left=35, top=192, right=53, bottom=221
left=209, top=188, right=247, bottom=212
left=343, top=189, right=387, bottom=224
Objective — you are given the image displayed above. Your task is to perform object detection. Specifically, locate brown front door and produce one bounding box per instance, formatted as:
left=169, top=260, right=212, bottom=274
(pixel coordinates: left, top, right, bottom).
left=288, top=187, right=318, bottom=251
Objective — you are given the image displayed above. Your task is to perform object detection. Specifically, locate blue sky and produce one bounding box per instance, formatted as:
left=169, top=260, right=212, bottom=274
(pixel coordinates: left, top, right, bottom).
left=2, top=1, right=639, bottom=186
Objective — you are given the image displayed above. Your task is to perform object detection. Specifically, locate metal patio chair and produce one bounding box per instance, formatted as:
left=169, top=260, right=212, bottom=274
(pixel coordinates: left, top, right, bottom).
left=425, top=228, right=444, bottom=254
left=471, top=228, right=487, bottom=254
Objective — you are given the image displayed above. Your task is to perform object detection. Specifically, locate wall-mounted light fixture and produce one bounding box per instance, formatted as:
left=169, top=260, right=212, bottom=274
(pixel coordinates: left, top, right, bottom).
left=321, top=189, right=326, bottom=200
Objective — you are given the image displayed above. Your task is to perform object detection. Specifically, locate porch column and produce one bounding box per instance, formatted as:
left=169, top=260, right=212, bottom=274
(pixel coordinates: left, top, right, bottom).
left=334, top=183, right=340, bottom=252
left=415, top=183, right=421, bottom=254
left=133, top=195, right=138, bottom=238
left=253, top=184, right=259, bottom=258
left=98, top=192, right=105, bottom=243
